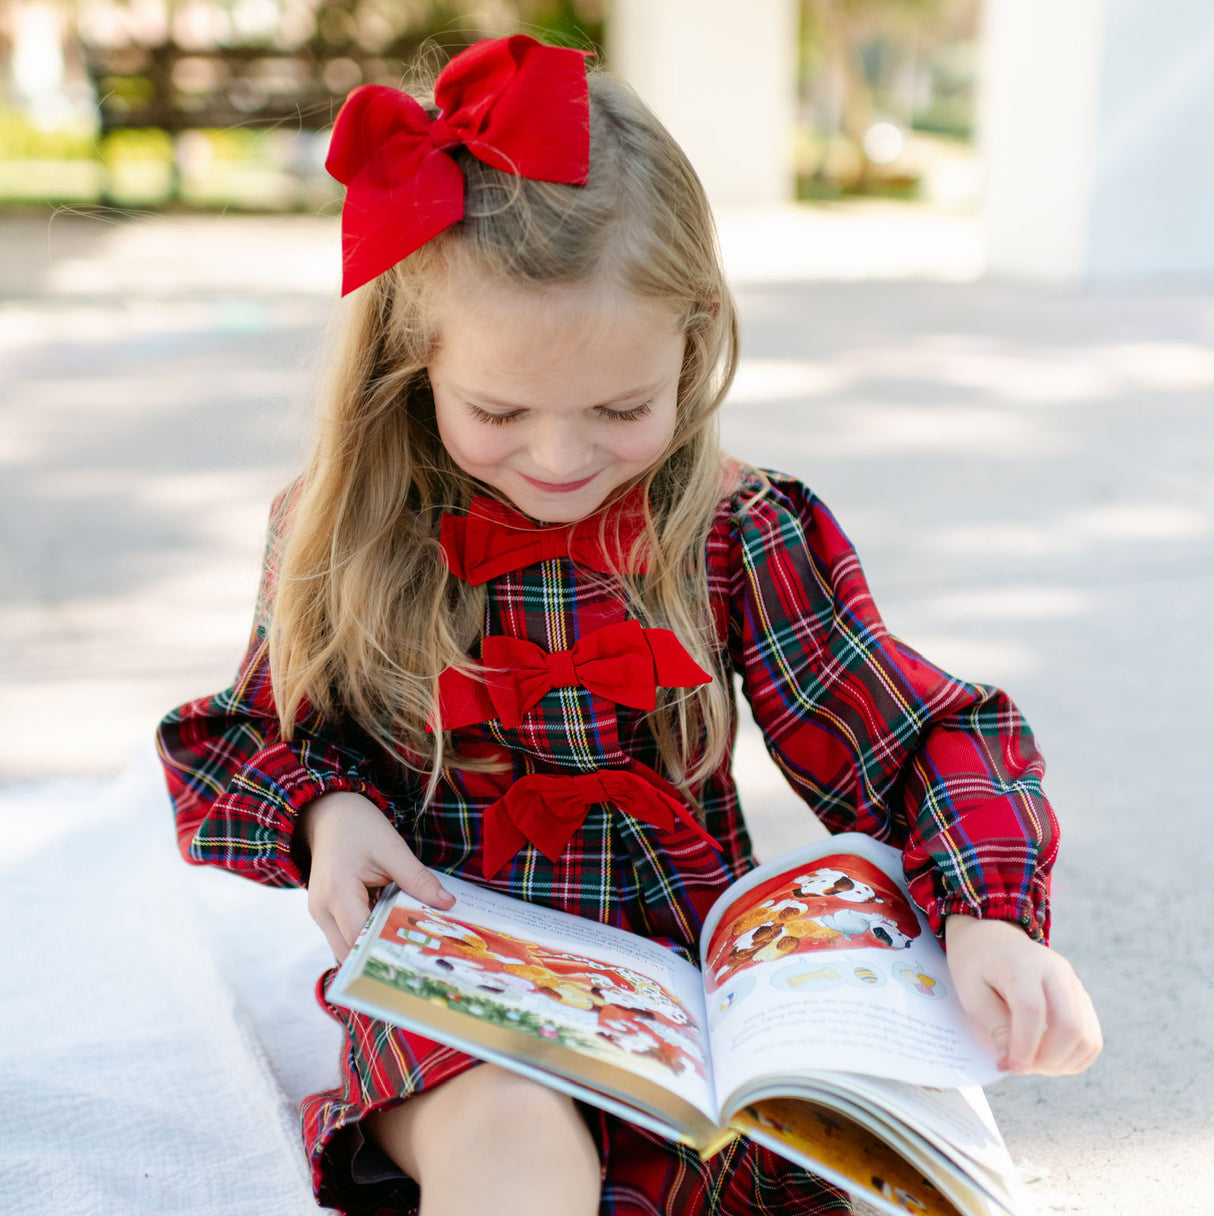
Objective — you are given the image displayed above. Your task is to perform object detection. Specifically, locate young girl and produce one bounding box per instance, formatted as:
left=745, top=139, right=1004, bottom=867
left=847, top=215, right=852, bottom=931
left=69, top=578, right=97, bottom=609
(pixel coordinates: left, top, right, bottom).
left=158, top=35, right=1101, bottom=1216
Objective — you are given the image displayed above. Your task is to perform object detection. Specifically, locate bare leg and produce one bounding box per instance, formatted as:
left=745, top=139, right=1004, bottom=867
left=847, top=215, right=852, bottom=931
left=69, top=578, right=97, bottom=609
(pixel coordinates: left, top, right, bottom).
left=366, top=1063, right=602, bottom=1216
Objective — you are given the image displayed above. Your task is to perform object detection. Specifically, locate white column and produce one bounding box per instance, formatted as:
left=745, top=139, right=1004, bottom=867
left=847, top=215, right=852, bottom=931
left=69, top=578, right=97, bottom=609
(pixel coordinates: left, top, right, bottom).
left=980, top=0, right=1214, bottom=284
left=607, top=0, right=799, bottom=207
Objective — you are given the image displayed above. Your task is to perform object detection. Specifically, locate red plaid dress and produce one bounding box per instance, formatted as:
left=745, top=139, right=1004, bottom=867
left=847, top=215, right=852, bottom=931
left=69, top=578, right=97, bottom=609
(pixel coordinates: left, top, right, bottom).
left=158, top=470, right=1057, bottom=1216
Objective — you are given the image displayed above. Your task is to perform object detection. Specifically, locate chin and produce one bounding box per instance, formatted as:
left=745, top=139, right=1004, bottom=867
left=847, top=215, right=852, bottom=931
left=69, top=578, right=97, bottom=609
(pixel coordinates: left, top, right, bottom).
left=515, top=495, right=605, bottom=524
left=505, top=479, right=617, bottom=524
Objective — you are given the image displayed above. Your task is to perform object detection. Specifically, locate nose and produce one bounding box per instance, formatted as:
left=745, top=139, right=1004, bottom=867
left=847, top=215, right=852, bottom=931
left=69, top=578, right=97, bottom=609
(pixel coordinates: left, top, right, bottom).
left=529, top=417, right=593, bottom=480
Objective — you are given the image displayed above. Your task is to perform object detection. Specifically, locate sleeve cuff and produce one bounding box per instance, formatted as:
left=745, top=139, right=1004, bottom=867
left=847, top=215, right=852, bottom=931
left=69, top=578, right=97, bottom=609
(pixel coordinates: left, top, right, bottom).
left=185, top=744, right=395, bottom=888
left=912, top=870, right=1052, bottom=946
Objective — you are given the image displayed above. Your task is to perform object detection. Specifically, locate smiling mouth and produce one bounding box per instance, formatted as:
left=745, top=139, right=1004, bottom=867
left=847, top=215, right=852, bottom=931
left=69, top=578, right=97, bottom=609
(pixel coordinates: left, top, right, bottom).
left=521, top=473, right=599, bottom=493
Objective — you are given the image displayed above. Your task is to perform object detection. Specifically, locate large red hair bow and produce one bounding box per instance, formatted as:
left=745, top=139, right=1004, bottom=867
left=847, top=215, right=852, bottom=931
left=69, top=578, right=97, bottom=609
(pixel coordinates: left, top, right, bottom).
left=440, top=493, right=649, bottom=585
left=481, top=762, right=720, bottom=878
left=325, top=35, right=591, bottom=295
left=436, top=619, right=712, bottom=730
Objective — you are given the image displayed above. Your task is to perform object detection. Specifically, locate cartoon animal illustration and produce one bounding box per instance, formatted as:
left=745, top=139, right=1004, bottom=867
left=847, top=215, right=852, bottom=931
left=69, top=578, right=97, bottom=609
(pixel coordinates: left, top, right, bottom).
left=809, top=909, right=912, bottom=949
left=705, top=857, right=922, bottom=989
left=792, top=868, right=880, bottom=904
left=424, top=954, right=539, bottom=998
left=374, top=904, right=707, bottom=1077
left=710, top=911, right=807, bottom=983
left=590, top=977, right=691, bottom=1024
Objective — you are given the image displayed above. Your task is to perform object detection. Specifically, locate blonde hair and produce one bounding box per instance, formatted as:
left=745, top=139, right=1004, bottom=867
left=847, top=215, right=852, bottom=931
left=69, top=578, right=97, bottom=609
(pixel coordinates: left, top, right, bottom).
left=271, top=66, right=744, bottom=802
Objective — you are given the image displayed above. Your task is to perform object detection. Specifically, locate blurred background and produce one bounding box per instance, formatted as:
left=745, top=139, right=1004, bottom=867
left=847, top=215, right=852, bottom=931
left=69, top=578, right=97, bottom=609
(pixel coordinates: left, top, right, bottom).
left=0, top=0, right=978, bottom=212
left=4, top=0, right=1211, bottom=281
left=2, top=4, right=1213, bottom=1215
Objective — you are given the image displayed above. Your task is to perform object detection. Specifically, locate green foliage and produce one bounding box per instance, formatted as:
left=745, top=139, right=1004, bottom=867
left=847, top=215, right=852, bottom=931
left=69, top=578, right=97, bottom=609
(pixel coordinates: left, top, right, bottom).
left=0, top=110, right=95, bottom=159
left=798, top=0, right=978, bottom=193
left=364, top=957, right=590, bottom=1048
left=102, top=127, right=173, bottom=162
left=3, top=0, right=605, bottom=209
left=516, top=0, right=605, bottom=49
left=96, top=73, right=156, bottom=114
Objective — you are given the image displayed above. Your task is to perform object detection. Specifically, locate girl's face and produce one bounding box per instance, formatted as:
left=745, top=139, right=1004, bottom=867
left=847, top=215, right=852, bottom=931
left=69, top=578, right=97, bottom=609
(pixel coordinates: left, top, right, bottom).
left=428, top=277, right=683, bottom=523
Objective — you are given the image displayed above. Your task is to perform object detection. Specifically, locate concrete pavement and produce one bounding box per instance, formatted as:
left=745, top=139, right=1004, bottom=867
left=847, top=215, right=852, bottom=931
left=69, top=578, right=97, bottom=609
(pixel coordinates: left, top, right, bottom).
left=2, top=206, right=1212, bottom=1214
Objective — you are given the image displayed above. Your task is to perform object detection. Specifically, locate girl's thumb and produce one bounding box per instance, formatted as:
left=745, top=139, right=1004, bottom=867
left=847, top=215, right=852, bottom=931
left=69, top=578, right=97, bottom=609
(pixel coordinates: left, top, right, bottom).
left=390, top=847, right=455, bottom=909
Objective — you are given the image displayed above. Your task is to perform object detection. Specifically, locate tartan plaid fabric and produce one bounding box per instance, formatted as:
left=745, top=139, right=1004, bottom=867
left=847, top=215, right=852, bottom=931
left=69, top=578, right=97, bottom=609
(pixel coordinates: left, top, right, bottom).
left=157, top=469, right=1056, bottom=1216
left=301, top=985, right=851, bottom=1216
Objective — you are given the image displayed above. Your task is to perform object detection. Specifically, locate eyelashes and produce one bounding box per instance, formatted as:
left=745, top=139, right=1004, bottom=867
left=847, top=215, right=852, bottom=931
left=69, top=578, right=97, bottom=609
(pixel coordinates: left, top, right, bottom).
left=466, top=401, right=654, bottom=426
left=467, top=405, right=521, bottom=427
left=605, top=401, right=654, bottom=423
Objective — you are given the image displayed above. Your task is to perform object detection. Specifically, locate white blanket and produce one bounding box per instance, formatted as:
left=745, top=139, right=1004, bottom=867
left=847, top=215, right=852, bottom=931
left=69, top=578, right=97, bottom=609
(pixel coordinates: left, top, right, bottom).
left=0, top=745, right=344, bottom=1215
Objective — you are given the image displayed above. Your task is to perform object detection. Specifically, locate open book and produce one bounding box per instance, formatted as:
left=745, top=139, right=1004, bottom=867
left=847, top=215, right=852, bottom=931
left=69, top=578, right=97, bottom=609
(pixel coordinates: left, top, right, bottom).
left=328, top=833, right=1026, bottom=1216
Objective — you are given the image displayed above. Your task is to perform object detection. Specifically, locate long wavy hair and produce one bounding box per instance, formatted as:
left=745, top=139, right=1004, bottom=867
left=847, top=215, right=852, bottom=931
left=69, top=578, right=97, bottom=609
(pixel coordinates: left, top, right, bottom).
left=270, top=65, right=748, bottom=803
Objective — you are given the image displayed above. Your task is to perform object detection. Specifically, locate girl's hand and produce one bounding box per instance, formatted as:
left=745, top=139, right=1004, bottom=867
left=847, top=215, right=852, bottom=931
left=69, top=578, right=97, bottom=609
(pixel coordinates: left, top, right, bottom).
left=944, top=914, right=1103, bottom=1076
left=299, top=790, right=455, bottom=961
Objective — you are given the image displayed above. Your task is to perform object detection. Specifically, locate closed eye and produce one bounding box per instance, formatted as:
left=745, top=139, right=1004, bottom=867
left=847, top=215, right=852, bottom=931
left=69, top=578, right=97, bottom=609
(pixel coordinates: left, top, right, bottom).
left=467, top=404, right=524, bottom=427
left=597, top=401, right=653, bottom=422
left=467, top=401, right=654, bottom=425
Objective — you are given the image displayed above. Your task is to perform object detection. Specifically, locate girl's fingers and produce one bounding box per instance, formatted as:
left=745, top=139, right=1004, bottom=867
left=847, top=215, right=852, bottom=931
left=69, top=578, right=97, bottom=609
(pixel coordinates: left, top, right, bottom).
left=1003, top=982, right=1049, bottom=1073
left=1036, top=968, right=1103, bottom=1075
left=307, top=875, right=373, bottom=959
left=1053, top=1035, right=1099, bottom=1076
left=331, top=882, right=374, bottom=951
left=944, top=918, right=1102, bottom=1077
left=953, top=974, right=1015, bottom=1068
left=311, top=906, right=352, bottom=963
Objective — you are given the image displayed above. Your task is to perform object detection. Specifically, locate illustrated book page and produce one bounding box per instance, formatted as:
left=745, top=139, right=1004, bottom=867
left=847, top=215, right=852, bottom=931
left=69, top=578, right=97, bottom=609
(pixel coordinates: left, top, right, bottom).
left=327, top=835, right=1025, bottom=1214
left=698, top=832, right=1021, bottom=1215
left=326, top=873, right=728, bottom=1150
left=699, top=832, right=1003, bottom=1113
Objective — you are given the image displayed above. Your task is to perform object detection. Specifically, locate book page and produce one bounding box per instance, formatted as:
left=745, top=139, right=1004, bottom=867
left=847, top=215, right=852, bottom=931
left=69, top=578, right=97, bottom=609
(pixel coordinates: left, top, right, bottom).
left=699, top=834, right=1002, bottom=1108
left=737, top=1096, right=1015, bottom=1216
left=789, top=1078, right=1023, bottom=1214
left=816, top=1078, right=1013, bottom=1179
left=329, top=876, right=718, bottom=1124
left=731, top=1100, right=976, bottom=1216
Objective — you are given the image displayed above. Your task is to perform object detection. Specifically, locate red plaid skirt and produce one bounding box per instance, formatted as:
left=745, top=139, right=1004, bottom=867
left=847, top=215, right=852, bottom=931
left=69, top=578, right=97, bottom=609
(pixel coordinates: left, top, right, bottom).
left=300, top=972, right=850, bottom=1215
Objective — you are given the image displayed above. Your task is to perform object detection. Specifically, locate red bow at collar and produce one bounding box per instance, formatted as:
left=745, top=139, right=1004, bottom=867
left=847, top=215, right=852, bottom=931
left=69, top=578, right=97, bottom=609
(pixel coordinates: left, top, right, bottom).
left=482, top=761, right=720, bottom=878
left=440, top=493, right=649, bottom=585
left=435, top=619, right=712, bottom=730
left=325, top=35, right=591, bottom=295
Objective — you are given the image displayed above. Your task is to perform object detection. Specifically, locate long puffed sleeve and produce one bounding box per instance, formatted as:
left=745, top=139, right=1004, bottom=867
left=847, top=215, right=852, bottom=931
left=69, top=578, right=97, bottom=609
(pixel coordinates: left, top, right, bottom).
left=156, top=493, right=413, bottom=888
left=722, top=472, right=1057, bottom=941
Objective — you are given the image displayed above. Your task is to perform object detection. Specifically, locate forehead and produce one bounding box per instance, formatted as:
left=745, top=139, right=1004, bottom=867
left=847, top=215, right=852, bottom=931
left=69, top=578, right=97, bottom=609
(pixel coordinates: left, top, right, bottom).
left=429, top=272, right=684, bottom=396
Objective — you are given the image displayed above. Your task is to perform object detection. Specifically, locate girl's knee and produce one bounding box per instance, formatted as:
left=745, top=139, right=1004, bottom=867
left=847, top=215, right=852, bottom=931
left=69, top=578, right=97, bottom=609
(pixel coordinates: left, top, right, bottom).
left=371, top=1065, right=601, bottom=1214
left=440, top=1064, right=593, bottom=1151
left=372, top=1064, right=600, bottom=1176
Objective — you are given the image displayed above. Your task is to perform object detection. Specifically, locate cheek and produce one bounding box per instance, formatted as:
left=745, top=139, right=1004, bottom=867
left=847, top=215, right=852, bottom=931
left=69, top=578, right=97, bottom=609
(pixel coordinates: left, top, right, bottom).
left=435, top=406, right=509, bottom=471
left=451, top=429, right=515, bottom=472
left=612, top=430, right=669, bottom=465
left=615, top=405, right=678, bottom=464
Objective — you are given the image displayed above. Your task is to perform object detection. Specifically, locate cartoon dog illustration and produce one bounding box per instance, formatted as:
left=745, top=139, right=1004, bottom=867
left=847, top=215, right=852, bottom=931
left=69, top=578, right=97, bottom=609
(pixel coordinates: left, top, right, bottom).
left=706, top=858, right=922, bottom=988
left=711, top=915, right=807, bottom=983
left=792, top=868, right=880, bottom=904
left=809, top=908, right=912, bottom=949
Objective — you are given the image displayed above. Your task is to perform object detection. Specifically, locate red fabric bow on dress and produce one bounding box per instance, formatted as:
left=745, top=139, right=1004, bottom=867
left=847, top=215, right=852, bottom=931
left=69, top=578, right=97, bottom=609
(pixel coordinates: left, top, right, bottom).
left=440, top=494, right=649, bottom=585
left=325, top=35, right=591, bottom=295
left=435, top=619, right=712, bottom=730
left=481, top=761, right=720, bottom=878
